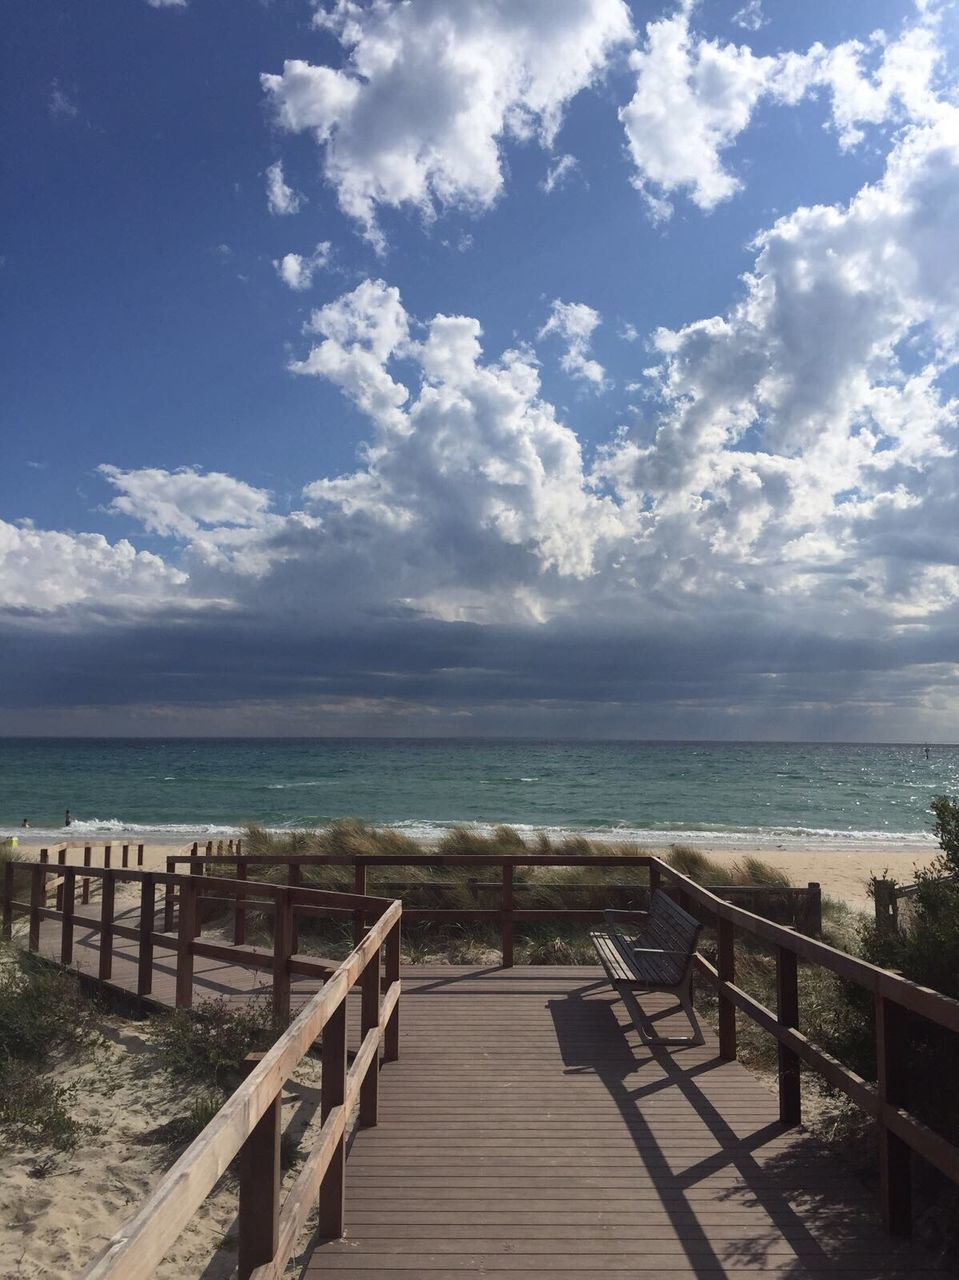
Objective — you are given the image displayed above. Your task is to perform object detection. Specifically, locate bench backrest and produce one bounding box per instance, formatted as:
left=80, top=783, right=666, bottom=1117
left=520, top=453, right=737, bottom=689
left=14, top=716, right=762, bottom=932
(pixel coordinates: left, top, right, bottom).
left=635, top=890, right=702, bottom=962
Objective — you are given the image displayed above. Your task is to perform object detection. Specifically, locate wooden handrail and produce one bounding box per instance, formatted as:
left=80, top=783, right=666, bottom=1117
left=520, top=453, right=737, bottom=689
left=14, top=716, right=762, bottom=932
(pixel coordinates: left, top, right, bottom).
left=652, top=855, right=959, bottom=1236
left=0, top=854, right=400, bottom=1280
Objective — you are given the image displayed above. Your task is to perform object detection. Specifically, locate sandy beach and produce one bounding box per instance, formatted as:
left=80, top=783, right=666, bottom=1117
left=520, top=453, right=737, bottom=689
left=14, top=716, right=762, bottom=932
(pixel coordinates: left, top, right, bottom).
left=10, top=832, right=941, bottom=913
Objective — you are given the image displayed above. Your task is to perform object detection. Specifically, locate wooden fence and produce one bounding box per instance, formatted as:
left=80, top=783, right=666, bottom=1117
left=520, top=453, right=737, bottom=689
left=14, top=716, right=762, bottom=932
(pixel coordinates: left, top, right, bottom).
left=873, top=869, right=959, bottom=936
left=2, top=857, right=401, bottom=1277
left=168, top=849, right=823, bottom=961
left=653, top=858, right=959, bottom=1238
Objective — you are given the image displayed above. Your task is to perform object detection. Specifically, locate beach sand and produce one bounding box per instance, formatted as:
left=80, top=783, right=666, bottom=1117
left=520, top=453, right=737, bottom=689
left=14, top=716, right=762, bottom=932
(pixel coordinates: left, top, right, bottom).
left=11, top=833, right=941, bottom=913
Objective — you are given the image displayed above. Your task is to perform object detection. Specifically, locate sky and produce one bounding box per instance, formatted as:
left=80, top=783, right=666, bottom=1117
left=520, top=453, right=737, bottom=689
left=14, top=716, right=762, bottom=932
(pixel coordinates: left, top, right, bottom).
left=2, top=0, right=959, bottom=741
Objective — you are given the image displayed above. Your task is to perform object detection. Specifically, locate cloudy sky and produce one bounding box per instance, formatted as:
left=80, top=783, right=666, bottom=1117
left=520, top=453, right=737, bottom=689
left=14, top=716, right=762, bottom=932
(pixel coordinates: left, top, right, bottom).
left=3, top=0, right=959, bottom=740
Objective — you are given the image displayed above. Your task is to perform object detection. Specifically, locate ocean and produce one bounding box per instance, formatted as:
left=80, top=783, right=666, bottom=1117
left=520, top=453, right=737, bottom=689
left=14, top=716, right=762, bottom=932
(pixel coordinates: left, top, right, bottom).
left=0, top=738, right=953, bottom=847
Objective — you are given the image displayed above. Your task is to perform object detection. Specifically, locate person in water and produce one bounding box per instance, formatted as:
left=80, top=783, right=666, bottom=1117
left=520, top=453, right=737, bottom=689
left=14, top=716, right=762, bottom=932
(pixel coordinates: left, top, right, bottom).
left=20, top=818, right=30, bottom=828
left=64, top=809, right=72, bottom=827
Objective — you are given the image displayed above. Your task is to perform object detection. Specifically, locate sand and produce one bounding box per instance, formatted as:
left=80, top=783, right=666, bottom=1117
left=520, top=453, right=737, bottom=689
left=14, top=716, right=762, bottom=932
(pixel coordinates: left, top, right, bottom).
left=11, top=832, right=941, bottom=914
left=0, top=1003, right=323, bottom=1279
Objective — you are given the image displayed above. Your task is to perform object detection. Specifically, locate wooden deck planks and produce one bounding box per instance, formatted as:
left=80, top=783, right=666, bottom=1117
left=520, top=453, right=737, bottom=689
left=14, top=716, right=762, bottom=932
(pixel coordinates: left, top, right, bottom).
left=26, top=914, right=953, bottom=1277
left=304, top=966, right=948, bottom=1279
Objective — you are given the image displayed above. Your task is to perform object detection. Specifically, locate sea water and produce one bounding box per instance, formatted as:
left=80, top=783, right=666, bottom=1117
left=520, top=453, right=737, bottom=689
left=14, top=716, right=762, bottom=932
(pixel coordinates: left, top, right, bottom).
left=0, top=738, right=954, bottom=846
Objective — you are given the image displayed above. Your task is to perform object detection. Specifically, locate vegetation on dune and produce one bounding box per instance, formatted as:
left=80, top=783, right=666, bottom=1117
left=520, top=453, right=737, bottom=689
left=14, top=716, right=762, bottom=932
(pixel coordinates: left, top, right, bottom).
left=0, top=949, right=93, bottom=1150
left=153, top=997, right=278, bottom=1090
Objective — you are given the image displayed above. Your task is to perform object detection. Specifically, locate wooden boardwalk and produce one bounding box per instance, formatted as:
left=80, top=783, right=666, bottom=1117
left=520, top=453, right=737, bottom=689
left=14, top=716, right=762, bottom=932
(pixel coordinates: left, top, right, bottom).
left=31, top=902, right=951, bottom=1278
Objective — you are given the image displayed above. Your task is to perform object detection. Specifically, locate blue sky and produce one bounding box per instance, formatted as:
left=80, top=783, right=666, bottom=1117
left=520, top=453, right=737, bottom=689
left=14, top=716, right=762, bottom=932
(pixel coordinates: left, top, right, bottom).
left=3, top=0, right=959, bottom=739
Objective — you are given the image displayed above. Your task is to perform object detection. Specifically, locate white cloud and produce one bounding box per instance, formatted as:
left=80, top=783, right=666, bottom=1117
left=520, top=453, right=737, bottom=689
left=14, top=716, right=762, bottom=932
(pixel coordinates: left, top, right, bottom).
left=99, top=466, right=272, bottom=539
left=620, top=4, right=947, bottom=217
left=261, top=0, right=632, bottom=250
left=48, top=80, right=78, bottom=120
left=0, top=520, right=186, bottom=614
left=265, top=159, right=304, bottom=216
left=538, top=300, right=606, bottom=386
left=732, top=1, right=766, bottom=33
left=542, top=154, right=578, bottom=194
left=274, top=242, right=331, bottom=291
left=597, top=108, right=959, bottom=616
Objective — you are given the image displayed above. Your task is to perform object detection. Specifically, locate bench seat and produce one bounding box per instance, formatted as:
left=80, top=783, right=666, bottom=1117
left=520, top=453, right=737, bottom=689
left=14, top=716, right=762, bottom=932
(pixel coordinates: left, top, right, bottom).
left=590, top=890, right=705, bottom=1048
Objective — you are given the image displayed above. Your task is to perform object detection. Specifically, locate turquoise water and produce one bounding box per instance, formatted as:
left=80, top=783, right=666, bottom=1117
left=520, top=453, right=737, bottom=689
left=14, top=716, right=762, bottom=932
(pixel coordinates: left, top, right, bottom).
left=0, top=738, right=954, bottom=845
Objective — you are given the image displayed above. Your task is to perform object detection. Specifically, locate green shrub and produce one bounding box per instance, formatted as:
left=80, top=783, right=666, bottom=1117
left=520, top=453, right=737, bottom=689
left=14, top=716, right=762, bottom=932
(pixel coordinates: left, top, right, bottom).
left=154, top=998, right=275, bottom=1088
left=0, top=1057, right=81, bottom=1150
left=0, top=952, right=92, bottom=1062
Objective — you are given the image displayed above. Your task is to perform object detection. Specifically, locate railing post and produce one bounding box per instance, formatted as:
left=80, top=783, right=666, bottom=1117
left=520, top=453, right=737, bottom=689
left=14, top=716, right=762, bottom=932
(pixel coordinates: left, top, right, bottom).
left=718, top=916, right=736, bottom=1061
left=163, top=857, right=176, bottom=932
left=99, top=873, right=115, bottom=980
left=806, top=882, right=822, bottom=937
left=104, top=844, right=111, bottom=869
left=501, top=863, right=514, bottom=968
left=319, top=1000, right=347, bottom=1239
left=360, top=946, right=381, bottom=1128
left=2, top=860, right=14, bottom=939
left=272, top=892, right=292, bottom=1026
left=384, top=917, right=401, bottom=1063
left=876, top=993, right=912, bottom=1234
left=56, top=848, right=67, bottom=912
left=237, top=1052, right=281, bottom=1280
left=353, top=861, right=367, bottom=948
left=137, top=843, right=144, bottom=867
left=29, top=863, right=43, bottom=952
left=874, top=878, right=899, bottom=939
left=175, top=877, right=196, bottom=1008
left=61, top=868, right=76, bottom=965
left=121, top=843, right=129, bottom=869
left=191, top=855, right=203, bottom=939
left=288, top=862, right=302, bottom=954
left=138, top=874, right=155, bottom=997
left=776, top=943, right=801, bottom=1126
left=82, top=845, right=92, bottom=906
left=648, top=859, right=662, bottom=897
left=234, top=858, right=247, bottom=946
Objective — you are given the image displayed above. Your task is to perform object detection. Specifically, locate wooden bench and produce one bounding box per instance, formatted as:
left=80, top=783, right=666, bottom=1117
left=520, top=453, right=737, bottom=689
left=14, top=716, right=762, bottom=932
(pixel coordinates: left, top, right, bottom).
left=590, top=889, right=705, bottom=1048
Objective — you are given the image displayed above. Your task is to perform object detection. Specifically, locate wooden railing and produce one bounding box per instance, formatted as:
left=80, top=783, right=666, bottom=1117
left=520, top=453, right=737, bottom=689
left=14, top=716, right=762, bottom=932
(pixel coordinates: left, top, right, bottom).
left=2, top=857, right=401, bottom=1278
left=873, top=868, right=959, bottom=936
left=653, top=857, right=959, bottom=1239
left=168, top=850, right=823, bottom=962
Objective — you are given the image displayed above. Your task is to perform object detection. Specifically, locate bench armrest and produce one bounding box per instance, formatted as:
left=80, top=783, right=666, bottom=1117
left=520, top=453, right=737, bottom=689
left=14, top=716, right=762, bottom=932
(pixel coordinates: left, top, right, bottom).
left=603, top=908, right=649, bottom=925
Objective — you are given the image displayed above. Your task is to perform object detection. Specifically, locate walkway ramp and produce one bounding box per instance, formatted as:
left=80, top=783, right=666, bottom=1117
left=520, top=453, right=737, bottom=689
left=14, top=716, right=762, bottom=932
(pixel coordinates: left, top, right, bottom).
left=307, top=966, right=946, bottom=1279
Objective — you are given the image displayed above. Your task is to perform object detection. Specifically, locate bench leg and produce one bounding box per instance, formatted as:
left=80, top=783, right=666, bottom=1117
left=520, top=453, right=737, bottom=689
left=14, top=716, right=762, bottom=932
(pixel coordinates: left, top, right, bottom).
left=618, top=982, right=705, bottom=1049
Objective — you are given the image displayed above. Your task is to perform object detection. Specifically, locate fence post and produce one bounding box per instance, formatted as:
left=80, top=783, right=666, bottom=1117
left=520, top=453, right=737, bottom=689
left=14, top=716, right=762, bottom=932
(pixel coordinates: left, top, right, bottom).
left=2, top=860, right=13, bottom=939
left=99, top=874, right=115, bottom=980
left=163, top=857, right=176, bottom=932
left=104, top=844, right=111, bottom=869
left=137, top=843, right=144, bottom=867
left=288, top=862, right=302, bottom=954
left=191, top=854, right=203, bottom=938
left=874, top=879, right=899, bottom=939
left=353, top=861, right=367, bottom=948
left=237, top=1052, right=281, bottom=1280
left=718, top=916, right=736, bottom=1061
left=776, top=943, right=801, bottom=1126
left=61, top=868, right=76, bottom=965
left=648, top=859, right=662, bottom=896
left=39, top=848, right=48, bottom=913
left=271, top=892, right=292, bottom=1026
left=29, top=864, right=43, bottom=952
left=175, top=877, right=196, bottom=1008
left=56, top=848, right=67, bottom=912
left=121, top=843, right=129, bottom=869
left=876, top=994, right=912, bottom=1234
left=804, top=882, right=822, bottom=937
left=82, top=845, right=92, bottom=906
left=234, top=858, right=247, bottom=946
left=360, top=946, right=381, bottom=1128
left=501, top=863, right=514, bottom=968
left=319, top=1000, right=347, bottom=1239
left=384, top=917, right=401, bottom=1063
left=138, top=874, right=155, bottom=997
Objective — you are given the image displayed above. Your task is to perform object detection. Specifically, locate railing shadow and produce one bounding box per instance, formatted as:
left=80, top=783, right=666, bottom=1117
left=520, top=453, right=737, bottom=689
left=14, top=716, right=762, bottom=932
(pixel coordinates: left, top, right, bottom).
left=547, top=981, right=927, bottom=1278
